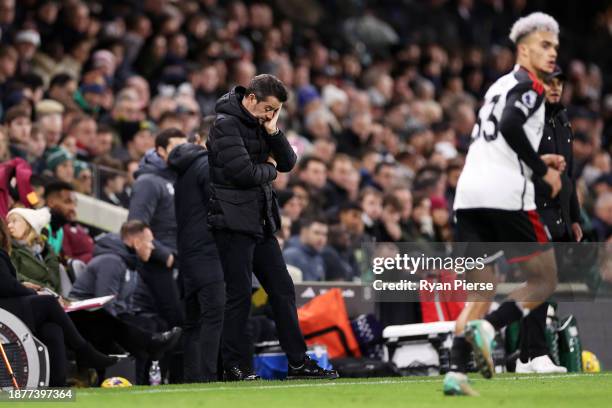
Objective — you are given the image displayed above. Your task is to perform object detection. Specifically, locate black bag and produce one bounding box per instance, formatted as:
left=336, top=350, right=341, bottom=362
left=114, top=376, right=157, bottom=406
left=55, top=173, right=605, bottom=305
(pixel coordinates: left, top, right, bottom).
left=330, top=358, right=401, bottom=378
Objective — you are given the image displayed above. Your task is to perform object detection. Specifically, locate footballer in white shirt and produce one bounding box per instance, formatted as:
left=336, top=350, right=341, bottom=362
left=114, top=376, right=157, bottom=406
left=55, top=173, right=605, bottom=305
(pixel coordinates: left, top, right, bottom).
left=444, top=12, right=564, bottom=397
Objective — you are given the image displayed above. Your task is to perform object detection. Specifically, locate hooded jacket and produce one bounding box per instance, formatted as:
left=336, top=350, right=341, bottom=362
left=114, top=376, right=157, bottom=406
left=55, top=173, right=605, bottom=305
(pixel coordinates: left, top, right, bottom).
left=207, top=86, right=297, bottom=236
left=168, top=143, right=223, bottom=295
left=69, top=233, right=141, bottom=316
left=128, top=149, right=177, bottom=260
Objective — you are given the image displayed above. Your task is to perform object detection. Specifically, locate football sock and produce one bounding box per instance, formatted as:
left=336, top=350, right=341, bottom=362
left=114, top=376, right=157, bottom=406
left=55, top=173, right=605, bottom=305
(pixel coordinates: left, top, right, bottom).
left=485, top=300, right=527, bottom=331
left=449, top=335, right=472, bottom=373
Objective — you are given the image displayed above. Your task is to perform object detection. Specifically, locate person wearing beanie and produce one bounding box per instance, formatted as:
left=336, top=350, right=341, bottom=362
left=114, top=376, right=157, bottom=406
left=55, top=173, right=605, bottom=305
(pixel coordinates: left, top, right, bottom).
left=73, top=160, right=93, bottom=195
left=6, top=206, right=61, bottom=293
left=45, top=146, right=74, bottom=183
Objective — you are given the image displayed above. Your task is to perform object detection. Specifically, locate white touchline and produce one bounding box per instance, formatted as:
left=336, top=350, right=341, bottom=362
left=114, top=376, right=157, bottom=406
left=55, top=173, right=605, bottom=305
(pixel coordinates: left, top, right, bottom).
left=77, top=373, right=610, bottom=397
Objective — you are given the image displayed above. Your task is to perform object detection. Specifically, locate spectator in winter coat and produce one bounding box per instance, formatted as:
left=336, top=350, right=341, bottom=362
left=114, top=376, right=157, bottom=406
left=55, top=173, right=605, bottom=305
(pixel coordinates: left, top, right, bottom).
left=128, top=128, right=186, bottom=327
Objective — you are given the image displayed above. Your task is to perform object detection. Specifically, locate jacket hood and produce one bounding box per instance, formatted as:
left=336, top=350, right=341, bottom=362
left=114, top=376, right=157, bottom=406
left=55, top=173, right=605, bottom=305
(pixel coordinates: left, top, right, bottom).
left=93, top=233, right=139, bottom=269
left=215, top=86, right=259, bottom=127
left=134, top=149, right=174, bottom=180
left=168, top=143, right=207, bottom=175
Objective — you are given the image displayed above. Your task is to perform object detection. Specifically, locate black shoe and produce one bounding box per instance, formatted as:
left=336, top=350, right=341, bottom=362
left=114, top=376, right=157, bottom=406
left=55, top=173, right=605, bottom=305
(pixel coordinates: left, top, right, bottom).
left=287, top=356, right=339, bottom=380
left=223, top=366, right=261, bottom=381
left=149, top=327, right=182, bottom=359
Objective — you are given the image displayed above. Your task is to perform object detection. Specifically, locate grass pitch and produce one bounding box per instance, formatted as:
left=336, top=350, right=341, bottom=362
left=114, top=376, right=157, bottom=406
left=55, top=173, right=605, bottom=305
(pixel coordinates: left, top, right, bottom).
left=9, top=372, right=612, bottom=408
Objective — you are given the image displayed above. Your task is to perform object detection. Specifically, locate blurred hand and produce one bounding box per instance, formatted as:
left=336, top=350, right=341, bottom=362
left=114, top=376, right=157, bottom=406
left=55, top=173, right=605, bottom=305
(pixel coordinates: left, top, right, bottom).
left=541, top=154, right=566, bottom=172
left=59, top=297, right=71, bottom=309
left=22, top=282, right=42, bottom=291
left=572, top=222, right=583, bottom=242
left=543, top=168, right=561, bottom=198
left=267, top=155, right=277, bottom=167
left=166, top=254, right=174, bottom=269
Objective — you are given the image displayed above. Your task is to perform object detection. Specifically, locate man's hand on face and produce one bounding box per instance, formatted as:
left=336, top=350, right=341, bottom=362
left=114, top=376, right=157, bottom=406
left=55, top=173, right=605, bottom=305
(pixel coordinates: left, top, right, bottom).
left=263, top=105, right=282, bottom=135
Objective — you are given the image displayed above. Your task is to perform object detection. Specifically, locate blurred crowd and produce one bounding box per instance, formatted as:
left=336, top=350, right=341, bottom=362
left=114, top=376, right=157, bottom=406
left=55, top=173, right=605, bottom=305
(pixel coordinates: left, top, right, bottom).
left=1, top=0, right=612, bottom=284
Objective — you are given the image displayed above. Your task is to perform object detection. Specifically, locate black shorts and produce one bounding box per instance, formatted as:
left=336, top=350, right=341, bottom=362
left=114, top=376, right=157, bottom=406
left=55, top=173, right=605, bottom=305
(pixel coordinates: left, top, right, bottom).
left=454, top=208, right=551, bottom=263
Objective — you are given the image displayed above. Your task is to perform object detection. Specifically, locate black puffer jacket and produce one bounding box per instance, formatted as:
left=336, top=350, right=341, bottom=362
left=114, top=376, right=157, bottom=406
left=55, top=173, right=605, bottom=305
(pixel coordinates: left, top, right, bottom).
left=207, top=86, right=297, bottom=236
left=535, top=102, right=580, bottom=238
left=168, top=143, right=223, bottom=294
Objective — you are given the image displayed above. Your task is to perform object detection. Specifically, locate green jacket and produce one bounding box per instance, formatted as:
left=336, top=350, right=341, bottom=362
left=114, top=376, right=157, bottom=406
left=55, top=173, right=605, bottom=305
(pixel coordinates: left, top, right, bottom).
left=10, top=240, right=61, bottom=294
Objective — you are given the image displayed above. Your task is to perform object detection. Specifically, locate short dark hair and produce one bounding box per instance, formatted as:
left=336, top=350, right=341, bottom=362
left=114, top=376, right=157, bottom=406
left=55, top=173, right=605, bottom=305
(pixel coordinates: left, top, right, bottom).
left=298, top=156, right=327, bottom=172
left=97, top=123, right=115, bottom=135
left=338, top=201, right=362, bottom=214
left=3, top=104, right=31, bottom=124
left=49, top=73, right=74, bottom=88
left=245, top=74, right=288, bottom=103
left=299, top=215, right=328, bottom=231
left=19, top=73, right=44, bottom=90
left=158, top=110, right=181, bottom=126
left=155, top=127, right=186, bottom=149
left=382, top=194, right=403, bottom=212
left=374, top=161, right=396, bottom=175
left=44, top=181, right=74, bottom=199
left=120, top=220, right=150, bottom=240
left=331, top=153, right=353, bottom=170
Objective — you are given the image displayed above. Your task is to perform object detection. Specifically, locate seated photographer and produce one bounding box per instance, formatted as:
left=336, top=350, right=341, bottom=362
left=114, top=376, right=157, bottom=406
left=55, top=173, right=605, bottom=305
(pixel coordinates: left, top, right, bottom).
left=0, top=217, right=117, bottom=387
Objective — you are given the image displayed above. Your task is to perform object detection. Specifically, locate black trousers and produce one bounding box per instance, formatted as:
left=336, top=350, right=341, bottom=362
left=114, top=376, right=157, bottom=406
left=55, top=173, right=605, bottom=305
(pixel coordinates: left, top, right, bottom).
left=213, top=230, right=307, bottom=369
left=519, top=302, right=549, bottom=361
left=183, top=281, right=225, bottom=382
left=1, top=295, right=91, bottom=387
left=119, top=313, right=166, bottom=385
left=520, top=207, right=572, bottom=361
left=139, top=261, right=184, bottom=327
left=69, top=310, right=153, bottom=357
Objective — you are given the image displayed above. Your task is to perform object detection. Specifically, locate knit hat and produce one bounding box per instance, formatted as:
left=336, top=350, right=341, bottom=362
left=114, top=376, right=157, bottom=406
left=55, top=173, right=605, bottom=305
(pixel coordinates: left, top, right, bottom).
left=297, top=85, right=320, bottom=110
left=15, top=30, right=41, bottom=47
left=8, top=207, right=51, bottom=235
left=46, top=147, right=73, bottom=171
left=36, top=99, right=64, bottom=117
left=73, top=160, right=90, bottom=177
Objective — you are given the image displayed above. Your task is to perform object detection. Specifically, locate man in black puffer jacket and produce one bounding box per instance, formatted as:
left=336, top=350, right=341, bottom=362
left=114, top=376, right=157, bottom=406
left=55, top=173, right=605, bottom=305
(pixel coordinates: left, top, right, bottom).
left=518, top=66, right=582, bottom=374
left=128, top=128, right=187, bottom=328
left=168, top=118, right=225, bottom=382
left=208, top=74, right=338, bottom=381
